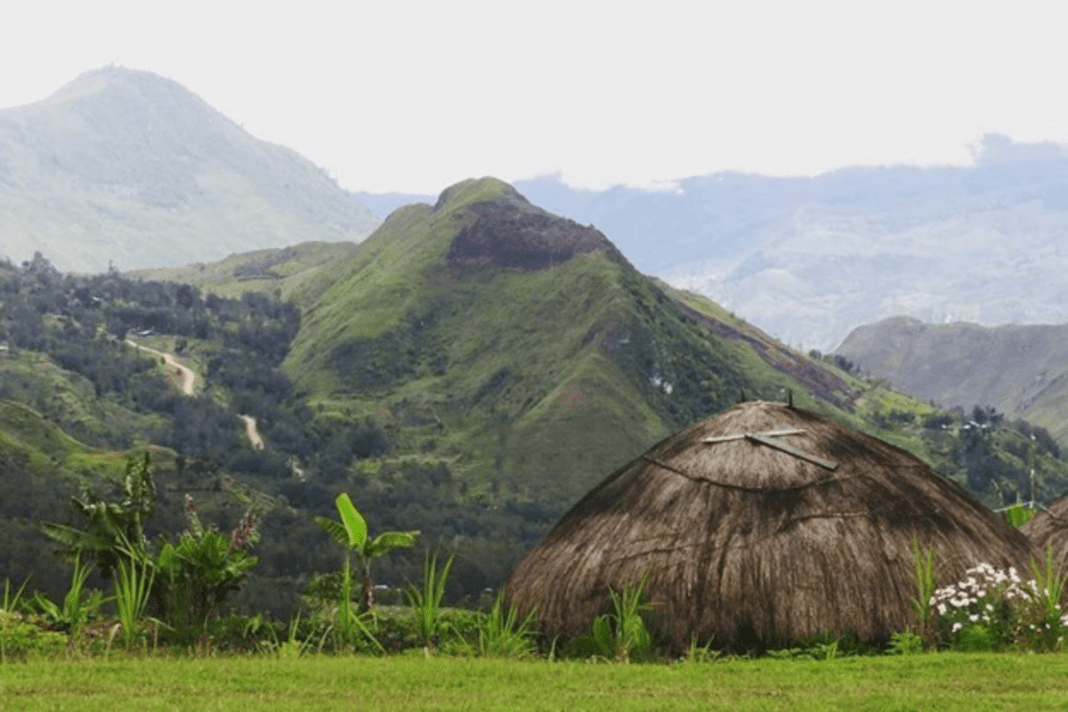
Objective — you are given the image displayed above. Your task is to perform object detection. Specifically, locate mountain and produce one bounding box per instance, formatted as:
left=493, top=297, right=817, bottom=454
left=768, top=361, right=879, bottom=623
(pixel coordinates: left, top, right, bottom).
left=834, top=316, right=1068, bottom=445
left=282, top=177, right=867, bottom=508
left=8, top=176, right=1067, bottom=608
left=0, top=67, right=378, bottom=273
left=497, top=137, right=1068, bottom=350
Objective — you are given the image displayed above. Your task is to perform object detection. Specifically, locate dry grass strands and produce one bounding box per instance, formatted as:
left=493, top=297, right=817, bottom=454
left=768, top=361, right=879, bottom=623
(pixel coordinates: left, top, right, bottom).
left=505, top=401, right=1036, bottom=651
left=1020, top=497, right=1068, bottom=566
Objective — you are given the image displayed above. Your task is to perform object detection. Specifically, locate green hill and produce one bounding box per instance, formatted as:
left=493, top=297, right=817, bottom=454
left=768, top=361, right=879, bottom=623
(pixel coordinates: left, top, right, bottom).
left=4, top=178, right=1067, bottom=610
left=279, top=178, right=863, bottom=508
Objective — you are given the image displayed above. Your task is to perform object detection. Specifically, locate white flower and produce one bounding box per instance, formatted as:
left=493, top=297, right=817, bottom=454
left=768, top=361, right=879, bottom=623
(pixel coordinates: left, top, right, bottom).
left=952, top=622, right=963, bottom=633
left=969, top=614, right=979, bottom=622
left=937, top=604, right=947, bottom=616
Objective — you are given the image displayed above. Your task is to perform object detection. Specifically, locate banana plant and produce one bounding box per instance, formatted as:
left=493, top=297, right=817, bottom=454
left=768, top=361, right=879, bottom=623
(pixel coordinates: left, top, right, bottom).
left=315, top=493, right=419, bottom=611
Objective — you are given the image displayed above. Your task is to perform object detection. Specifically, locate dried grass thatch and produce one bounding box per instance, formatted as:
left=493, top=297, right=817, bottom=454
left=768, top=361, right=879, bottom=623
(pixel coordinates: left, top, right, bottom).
left=505, top=401, right=1036, bottom=650
left=1020, top=497, right=1068, bottom=565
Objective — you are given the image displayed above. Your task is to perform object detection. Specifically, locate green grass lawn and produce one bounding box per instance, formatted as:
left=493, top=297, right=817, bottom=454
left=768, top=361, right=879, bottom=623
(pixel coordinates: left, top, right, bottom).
left=3, top=654, right=1068, bottom=710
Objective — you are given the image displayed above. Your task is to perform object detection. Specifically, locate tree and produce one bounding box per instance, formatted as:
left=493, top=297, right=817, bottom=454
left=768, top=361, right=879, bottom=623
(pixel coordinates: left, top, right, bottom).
left=315, top=492, right=419, bottom=611
left=42, top=453, right=156, bottom=578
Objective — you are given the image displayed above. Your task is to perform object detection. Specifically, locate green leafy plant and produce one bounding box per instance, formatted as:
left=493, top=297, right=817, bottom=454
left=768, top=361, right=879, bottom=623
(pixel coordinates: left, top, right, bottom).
left=570, top=574, right=654, bottom=662
left=930, top=562, right=1017, bottom=651
left=910, top=541, right=937, bottom=648
left=113, top=555, right=155, bottom=649
left=889, top=628, right=925, bottom=655
left=2, top=576, right=31, bottom=613
left=406, top=552, right=455, bottom=647
left=149, top=494, right=260, bottom=643
left=476, top=589, right=538, bottom=659
left=1003, top=503, right=1038, bottom=528
left=1014, top=545, right=1068, bottom=652
left=29, top=554, right=106, bottom=637
left=315, top=492, right=418, bottom=612
left=0, top=611, right=67, bottom=662
left=42, top=453, right=156, bottom=579
left=680, top=636, right=722, bottom=663
left=328, top=552, right=383, bottom=653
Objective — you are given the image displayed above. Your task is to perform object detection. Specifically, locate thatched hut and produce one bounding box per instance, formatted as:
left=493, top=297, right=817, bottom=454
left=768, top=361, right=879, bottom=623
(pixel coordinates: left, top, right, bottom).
left=1020, top=497, right=1068, bottom=565
left=505, top=401, right=1035, bottom=650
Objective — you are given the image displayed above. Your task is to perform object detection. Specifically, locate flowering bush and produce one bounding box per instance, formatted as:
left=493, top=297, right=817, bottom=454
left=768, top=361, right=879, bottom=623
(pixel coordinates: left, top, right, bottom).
left=928, top=555, right=1068, bottom=652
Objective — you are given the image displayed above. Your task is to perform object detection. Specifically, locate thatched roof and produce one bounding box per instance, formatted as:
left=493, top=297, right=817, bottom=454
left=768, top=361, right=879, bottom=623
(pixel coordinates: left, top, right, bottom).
left=504, top=401, right=1035, bottom=650
left=1020, top=497, right=1068, bottom=564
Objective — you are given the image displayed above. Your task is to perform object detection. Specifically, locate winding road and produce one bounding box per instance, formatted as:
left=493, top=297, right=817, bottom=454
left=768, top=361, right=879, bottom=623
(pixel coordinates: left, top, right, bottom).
left=127, top=339, right=196, bottom=395
left=127, top=338, right=264, bottom=450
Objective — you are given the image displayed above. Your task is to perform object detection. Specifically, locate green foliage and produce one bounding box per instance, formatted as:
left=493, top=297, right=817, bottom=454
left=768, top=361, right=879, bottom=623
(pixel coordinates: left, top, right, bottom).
left=315, top=492, right=418, bottom=611
left=113, top=555, right=155, bottom=649
left=910, top=541, right=937, bottom=648
left=1, top=576, right=31, bottom=613
left=888, top=628, right=925, bottom=655
left=326, top=555, right=383, bottom=653
left=476, top=590, right=538, bottom=659
left=149, top=494, right=261, bottom=643
left=28, top=554, right=106, bottom=636
left=1003, top=503, right=1037, bottom=528
left=1013, top=545, right=1068, bottom=652
left=567, top=575, right=654, bottom=662
left=42, top=453, right=156, bottom=579
left=0, top=610, right=67, bottom=662
left=406, top=553, right=455, bottom=647
left=926, top=554, right=1068, bottom=653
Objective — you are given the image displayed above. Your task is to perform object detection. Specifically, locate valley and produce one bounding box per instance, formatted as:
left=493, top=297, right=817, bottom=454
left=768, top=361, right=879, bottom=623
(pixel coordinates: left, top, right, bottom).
left=2, top=69, right=1068, bottom=621
left=4, top=177, right=1066, bottom=616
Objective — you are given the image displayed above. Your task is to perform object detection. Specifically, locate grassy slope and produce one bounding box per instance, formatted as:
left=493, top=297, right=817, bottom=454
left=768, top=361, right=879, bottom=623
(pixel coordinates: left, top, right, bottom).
left=130, top=241, right=360, bottom=304
left=0, top=349, right=169, bottom=450
left=120, top=177, right=1068, bottom=512
left=279, top=178, right=895, bottom=507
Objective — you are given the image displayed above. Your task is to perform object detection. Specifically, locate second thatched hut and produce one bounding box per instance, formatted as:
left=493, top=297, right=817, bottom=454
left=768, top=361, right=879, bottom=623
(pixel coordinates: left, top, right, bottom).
left=505, top=401, right=1035, bottom=650
left=1020, top=497, right=1068, bottom=565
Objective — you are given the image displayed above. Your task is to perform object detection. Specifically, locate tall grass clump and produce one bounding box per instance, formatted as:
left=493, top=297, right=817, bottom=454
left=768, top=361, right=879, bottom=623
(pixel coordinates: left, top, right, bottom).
left=476, top=590, right=538, bottom=659
left=911, top=541, right=937, bottom=648
left=29, top=554, right=106, bottom=638
left=1014, top=545, right=1068, bottom=652
left=567, top=574, right=655, bottom=662
left=407, top=552, right=455, bottom=647
left=2, top=576, right=31, bottom=613
left=113, top=555, right=155, bottom=649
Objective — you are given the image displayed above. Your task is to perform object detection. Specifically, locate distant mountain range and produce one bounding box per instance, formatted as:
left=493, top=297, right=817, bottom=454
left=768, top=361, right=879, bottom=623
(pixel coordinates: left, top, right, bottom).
left=356, top=139, right=1068, bottom=352
left=0, top=67, right=378, bottom=273
left=8, top=67, right=1068, bottom=357
left=835, top=316, right=1068, bottom=445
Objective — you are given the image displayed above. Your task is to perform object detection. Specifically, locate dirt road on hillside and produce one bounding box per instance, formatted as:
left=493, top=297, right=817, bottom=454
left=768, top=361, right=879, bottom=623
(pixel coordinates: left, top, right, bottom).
left=126, top=339, right=196, bottom=395
left=239, top=414, right=264, bottom=450
left=127, top=339, right=265, bottom=450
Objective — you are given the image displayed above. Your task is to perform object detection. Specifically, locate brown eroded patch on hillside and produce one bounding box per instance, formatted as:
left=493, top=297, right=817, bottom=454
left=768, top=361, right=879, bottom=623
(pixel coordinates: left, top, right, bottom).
left=678, top=302, right=858, bottom=409
left=446, top=191, right=606, bottom=271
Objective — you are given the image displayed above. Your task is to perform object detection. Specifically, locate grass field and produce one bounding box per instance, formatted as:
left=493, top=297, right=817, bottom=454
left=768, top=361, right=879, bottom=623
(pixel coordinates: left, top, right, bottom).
left=3, top=653, right=1068, bottom=710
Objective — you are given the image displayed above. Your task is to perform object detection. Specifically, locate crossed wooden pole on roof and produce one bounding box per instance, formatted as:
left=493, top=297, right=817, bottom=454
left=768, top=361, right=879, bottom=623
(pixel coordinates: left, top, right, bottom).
left=702, top=428, right=839, bottom=471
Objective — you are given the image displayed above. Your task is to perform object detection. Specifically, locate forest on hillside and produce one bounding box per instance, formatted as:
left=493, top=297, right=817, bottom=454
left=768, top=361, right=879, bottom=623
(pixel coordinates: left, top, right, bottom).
left=2, top=252, right=1068, bottom=617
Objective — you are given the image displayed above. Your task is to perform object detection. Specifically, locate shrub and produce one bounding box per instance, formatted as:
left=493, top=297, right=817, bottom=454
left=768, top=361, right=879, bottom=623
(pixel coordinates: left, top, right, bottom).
left=928, top=551, right=1068, bottom=653
left=0, top=611, right=67, bottom=661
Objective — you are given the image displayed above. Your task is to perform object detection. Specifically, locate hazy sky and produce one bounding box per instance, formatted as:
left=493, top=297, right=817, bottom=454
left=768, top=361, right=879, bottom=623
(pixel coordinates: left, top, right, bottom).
left=3, top=0, right=1068, bottom=194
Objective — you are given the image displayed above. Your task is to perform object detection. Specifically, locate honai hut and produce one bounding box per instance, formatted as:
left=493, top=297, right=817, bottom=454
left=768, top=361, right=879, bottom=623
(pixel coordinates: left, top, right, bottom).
left=1020, top=496, right=1068, bottom=565
left=504, top=400, right=1035, bottom=650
